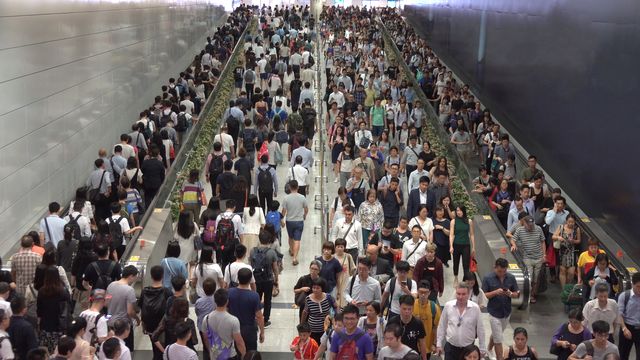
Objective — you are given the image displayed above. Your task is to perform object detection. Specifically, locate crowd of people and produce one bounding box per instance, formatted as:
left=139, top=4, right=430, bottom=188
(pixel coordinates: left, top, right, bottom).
left=2, top=2, right=639, bottom=360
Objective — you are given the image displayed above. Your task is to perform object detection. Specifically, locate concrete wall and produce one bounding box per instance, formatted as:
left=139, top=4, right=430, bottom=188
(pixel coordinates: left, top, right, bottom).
left=0, top=1, right=225, bottom=256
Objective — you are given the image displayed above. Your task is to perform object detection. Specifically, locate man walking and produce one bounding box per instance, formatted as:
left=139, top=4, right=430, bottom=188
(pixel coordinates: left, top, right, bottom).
left=282, top=180, right=308, bottom=266
left=482, top=258, right=520, bottom=360
left=436, top=283, right=486, bottom=360
left=203, top=289, right=246, bottom=360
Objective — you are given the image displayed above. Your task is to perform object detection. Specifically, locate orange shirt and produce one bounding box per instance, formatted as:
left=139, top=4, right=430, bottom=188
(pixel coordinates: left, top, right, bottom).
left=291, top=336, right=319, bottom=360
left=31, top=246, right=45, bottom=256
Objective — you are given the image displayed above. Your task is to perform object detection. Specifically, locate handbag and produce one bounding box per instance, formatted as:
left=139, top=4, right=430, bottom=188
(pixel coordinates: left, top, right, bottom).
left=285, top=167, right=296, bottom=194
left=88, top=170, right=106, bottom=203
left=295, top=291, right=307, bottom=308
left=470, top=256, right=478, bottom=273
left=546, top=245, right=557, bottom=268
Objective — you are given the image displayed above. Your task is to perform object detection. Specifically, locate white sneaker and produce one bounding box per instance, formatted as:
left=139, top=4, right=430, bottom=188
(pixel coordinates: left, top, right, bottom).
left=334, top=178, right=339, bottom=183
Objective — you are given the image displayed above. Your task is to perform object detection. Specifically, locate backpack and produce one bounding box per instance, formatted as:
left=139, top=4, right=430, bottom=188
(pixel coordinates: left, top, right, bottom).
left=257, top=168, right=273, bottom=193
left=288, top=113, right=303, bottom=133
left=202, top=219, right=217, bottom=247
left=336, top=329, right=365, bottom=360
left=205, top=314, right=234, bottom=360
left=265, top=61, right=272, bottom=74
left=175, top=113, right=188, bottom=132
left=91, top=261, right=116, bottom=290
left=251, top=247, right=272, bottom=282
left=160, top=112, right=172, bottom=127
left=88, top=313, right=104, bottom=348
left=67, top=214, right=83, bottom=240
left=215, top=215, right=237, bottom=259
left=209, top=154, right=224, bottom=177
left=244, top=69, right=255, bottom=83
left=308, top=54, right=315, bottom=66
left=108, top=216, right=125, bottom=250
left=243, top=128, right=256, bottom=148
left=140, top=286, right=169, bottom=332
left=266, top=211, right=281, bottom=233
left=226, top=114, right=240, bottom=129
left=385, top=277, right=413, bottom=313
left=358, top=133, right=371, bottom=149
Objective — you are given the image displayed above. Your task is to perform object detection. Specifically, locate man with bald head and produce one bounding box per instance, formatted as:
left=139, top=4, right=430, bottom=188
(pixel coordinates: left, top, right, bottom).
left=367, top=244, right=394, bottom=285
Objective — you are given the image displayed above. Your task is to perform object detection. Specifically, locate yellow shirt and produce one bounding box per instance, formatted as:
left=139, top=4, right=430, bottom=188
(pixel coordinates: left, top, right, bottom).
left=577, top=249, right=606, bottom=274
left=413, top=298, right=441, bottom=351
left=364, top=88, right=376, bottom=107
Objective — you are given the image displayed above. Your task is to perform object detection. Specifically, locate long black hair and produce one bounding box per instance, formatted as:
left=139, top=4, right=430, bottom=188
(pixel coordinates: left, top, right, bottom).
left=199, top=248, right=214, bottom=277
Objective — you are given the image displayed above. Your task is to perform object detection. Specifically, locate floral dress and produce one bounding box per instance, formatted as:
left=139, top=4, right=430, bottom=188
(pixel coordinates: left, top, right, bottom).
left=558, top=226, right=578, bottom=268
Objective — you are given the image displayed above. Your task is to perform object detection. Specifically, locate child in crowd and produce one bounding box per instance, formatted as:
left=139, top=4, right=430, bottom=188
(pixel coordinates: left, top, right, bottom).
left=290, top=323, right=319, bottom=360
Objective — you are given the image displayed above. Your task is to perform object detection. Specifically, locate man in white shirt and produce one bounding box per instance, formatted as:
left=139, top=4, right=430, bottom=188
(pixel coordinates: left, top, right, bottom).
left=290, top=50, right=303, bottom=74
left=436, top=283, right=486, bottom=360
left=402, top=225, right=428, bottom=267
left=64, top=201, right=92, bottom=238
left=582, top=283, right=622, bottom=336
left=80, top=289, right=109, bottom=345
left=222, top=244, right=256, bottom=291
left=301, top=64, right=315, bottom=88
left=114, top=134, right=135, bottom=160
left=39, top=202, right=68, bottom=247
left=106, top=203, right=143, bottom=258
left=328, top=85, right=346, bottom=108
left=180, top=93, right=195, bottom=115
left=330, top=205, right=363, bottom=261
left=216, top=201, right=244, bottom=239
left=287, top=155, right=310, bottom=197
left=214, top=126, right=236, bottom=159
left=290, top=138, right=314, bottom=170
left=381, top=261, right=418, bottom=320
left=408, top=159, right=430, bottom=192
left=345, top=257, right=382, bottom=316
left=98, top=319, right=132, bottom=360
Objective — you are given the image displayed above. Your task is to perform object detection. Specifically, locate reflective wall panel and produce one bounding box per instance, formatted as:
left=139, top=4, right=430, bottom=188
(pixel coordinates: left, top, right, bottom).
left=0, top=1, right=225, bottom=255
left=405, top=0, right=640, bottom=256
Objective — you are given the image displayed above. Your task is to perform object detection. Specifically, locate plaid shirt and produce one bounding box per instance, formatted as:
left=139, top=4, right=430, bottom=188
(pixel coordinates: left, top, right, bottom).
left=354, top=90, right=366, bottom=106
left=11, top=249, right=41, bottom=295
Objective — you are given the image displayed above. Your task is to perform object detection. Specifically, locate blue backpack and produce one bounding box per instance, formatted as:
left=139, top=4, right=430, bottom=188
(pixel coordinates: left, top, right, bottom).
left=266, top=211, right=281, bottom=233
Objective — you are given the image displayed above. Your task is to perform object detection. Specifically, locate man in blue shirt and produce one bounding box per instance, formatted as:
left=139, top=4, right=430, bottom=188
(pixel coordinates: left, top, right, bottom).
left=329, top=304, right=374, bottom=360
left=228, top=268, right=265, bottom=351
left=482, top=258, right=520, bottom=360
left=618, top=272, right=640, bottom=360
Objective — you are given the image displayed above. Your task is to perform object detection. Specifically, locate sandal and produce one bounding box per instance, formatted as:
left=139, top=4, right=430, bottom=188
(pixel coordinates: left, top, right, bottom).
left=293, top=260, right=299, bottom=266
left=530, top=297, right=537, bottom=304
left=273, top=287, right=280, bottom=297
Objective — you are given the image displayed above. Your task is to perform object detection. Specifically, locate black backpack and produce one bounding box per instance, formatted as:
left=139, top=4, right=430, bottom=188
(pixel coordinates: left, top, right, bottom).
left=308, top=54, right=315, bottom=66
left=175, top=113, right=188, bottom=132
left=251, top=247, right=271, bottom=282
left=108, top=216, right=125, bottom=250
left=67, top=214, right=83, bottom=240
left=226, top=114, right=240, bottom=129
left=91, top=261, right=116, bottom=290
left=160, top=112, right=172, bottom=127
left=215, top=215, right=237, bottom=263
left=209, top=154, right=224, bottom=177
left=140, top=286, right=169, bottom=332
left=257, top=168, right=273, bottom=193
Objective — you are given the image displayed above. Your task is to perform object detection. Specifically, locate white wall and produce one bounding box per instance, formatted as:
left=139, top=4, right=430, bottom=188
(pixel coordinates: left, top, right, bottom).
left=0, top=1, right=226, bottom=256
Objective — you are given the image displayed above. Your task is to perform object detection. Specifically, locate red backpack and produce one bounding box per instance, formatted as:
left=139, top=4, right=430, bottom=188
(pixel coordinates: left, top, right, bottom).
left=336, top=329, right=365, bottom=360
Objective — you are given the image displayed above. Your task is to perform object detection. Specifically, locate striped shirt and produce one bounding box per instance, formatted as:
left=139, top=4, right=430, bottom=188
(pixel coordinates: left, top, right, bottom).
left=512, top=225, right=545, bottom=260
left=181, top=181, right=204, bottom=206
left=305, top=294, right=334, bottom=333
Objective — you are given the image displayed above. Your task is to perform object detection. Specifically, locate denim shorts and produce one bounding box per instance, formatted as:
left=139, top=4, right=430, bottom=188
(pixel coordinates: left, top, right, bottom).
left=286, top=220, right=304, bottom=240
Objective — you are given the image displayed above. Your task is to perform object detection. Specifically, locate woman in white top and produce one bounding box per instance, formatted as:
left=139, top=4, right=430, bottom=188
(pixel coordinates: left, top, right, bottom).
left=174, top=211, right=199, bottom=268
left=161, top=131, right=174, bottom=168
left=123, top=157, right=144, bottom=191
left=337, top=143, right=355, bottom=188
left=191, top=248, right=224, bottom=297
left=408, top=205, right=434, bottom=243
left=354, top=120, right=373, bottom=151
left=68, top=188, right=94, bottom=222
left=464, top=272, right=488, bottom=310
left=242, top=194, right=266, bottom=256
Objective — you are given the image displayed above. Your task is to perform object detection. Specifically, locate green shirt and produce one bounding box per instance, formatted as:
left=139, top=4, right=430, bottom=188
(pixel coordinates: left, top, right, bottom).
left=370, top=106, right=385, bottom=127
left=453, top=219, right=470, bottom=245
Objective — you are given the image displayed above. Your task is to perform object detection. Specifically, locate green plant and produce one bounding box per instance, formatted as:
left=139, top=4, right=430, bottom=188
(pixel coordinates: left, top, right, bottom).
left=169, top=18, right=257, bottom=220
left=381, top=22, right=479, bottom=216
